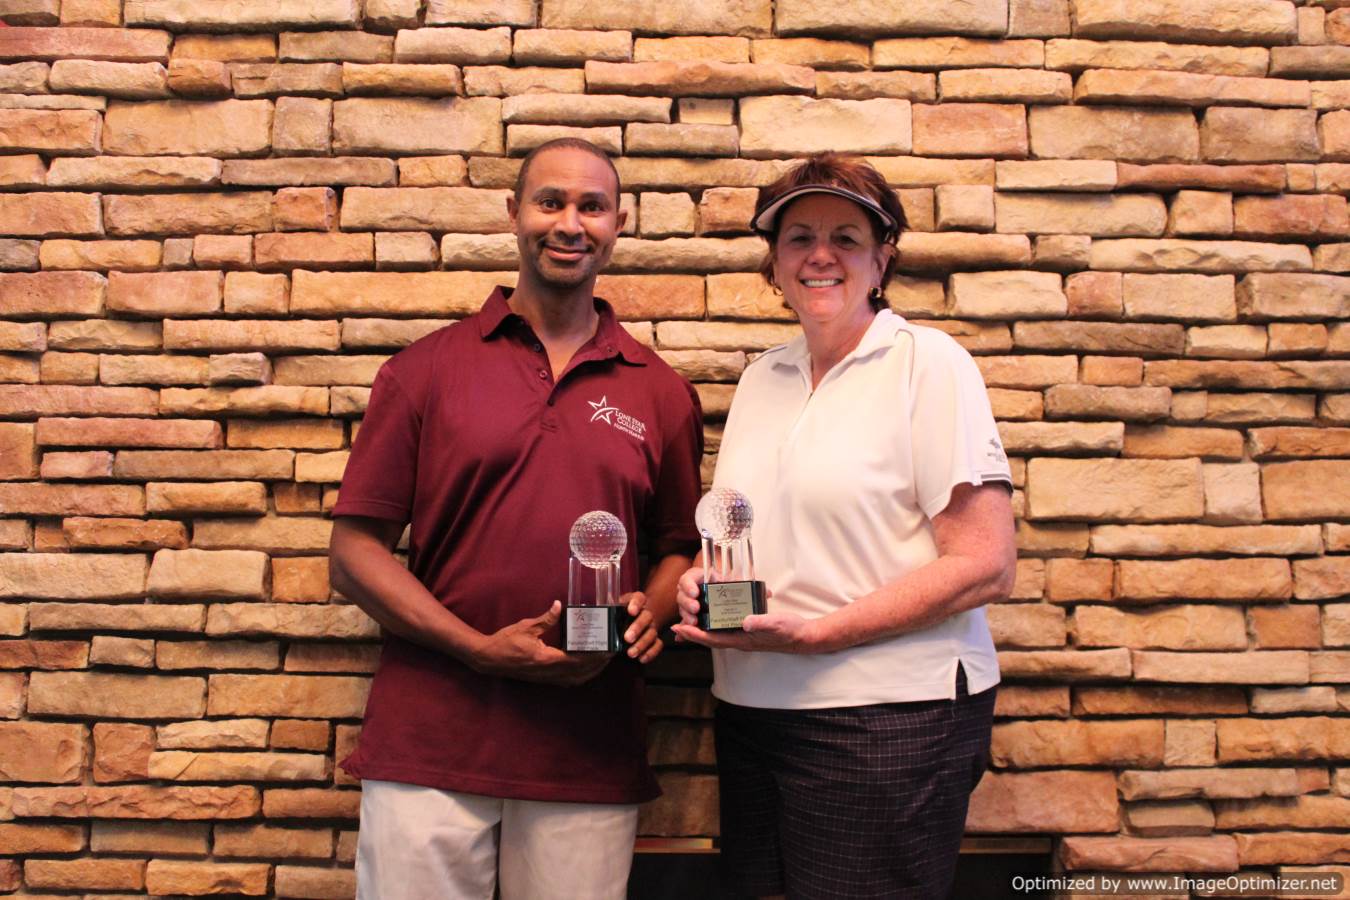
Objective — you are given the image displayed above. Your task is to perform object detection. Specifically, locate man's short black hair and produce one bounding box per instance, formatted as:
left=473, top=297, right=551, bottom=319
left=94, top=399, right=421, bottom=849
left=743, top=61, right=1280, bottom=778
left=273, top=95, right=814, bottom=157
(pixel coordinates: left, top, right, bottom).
left=513, top=138, right=621, bottom=204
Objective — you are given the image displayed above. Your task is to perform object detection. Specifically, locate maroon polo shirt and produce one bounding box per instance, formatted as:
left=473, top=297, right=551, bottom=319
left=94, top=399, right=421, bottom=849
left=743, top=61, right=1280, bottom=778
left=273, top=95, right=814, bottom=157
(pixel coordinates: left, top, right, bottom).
left=334, top=287, right=703, bottom=803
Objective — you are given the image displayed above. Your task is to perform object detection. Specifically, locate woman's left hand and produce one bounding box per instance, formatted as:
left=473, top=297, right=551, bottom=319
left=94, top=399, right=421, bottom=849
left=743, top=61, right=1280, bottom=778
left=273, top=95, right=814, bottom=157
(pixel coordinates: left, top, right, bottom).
left=671, top=611, right=825, bottom=654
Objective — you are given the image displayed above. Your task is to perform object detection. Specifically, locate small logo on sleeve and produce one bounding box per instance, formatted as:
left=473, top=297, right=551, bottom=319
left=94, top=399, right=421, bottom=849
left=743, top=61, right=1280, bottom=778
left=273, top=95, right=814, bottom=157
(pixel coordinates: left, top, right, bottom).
left=587, top=395, right=647, bottom=441
left=987, top=436, right=1007, bottom=464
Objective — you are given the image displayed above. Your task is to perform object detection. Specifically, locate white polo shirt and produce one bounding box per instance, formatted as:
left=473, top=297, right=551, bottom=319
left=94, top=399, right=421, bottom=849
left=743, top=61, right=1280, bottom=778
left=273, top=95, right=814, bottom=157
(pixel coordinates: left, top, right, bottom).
left=710, top=309, right=1012, bottom=708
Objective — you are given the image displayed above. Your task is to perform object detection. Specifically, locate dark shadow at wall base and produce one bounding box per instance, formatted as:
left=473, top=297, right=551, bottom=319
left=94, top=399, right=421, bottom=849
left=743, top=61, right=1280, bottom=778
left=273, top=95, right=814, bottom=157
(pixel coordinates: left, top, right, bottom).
left=628, top=851, right=1054, bottom=899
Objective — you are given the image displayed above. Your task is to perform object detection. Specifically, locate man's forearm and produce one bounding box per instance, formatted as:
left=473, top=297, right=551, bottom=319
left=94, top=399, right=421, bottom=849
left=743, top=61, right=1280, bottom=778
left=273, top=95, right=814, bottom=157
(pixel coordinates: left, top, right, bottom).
left=642, top=553, right=693, bottom=629
left=329, top=522, right=488, bottom=665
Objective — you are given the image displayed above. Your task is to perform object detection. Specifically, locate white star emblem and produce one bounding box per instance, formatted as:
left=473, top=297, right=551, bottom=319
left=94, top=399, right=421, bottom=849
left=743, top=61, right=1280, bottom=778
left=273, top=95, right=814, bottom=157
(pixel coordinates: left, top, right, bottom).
left=588, top=396, right=618, bottom=424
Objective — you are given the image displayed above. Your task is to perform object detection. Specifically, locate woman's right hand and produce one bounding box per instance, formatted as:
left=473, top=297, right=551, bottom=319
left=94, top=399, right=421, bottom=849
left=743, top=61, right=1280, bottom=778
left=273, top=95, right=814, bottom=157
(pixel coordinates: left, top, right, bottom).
left=674, top=566, right=705, bottom=630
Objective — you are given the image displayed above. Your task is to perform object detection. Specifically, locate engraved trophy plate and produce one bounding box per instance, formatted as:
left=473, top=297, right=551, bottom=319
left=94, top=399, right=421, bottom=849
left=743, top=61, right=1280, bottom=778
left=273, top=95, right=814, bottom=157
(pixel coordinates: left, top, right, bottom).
left=696, top=488, right=768, bottom=631
left=563, top=510, right=628, bottom=652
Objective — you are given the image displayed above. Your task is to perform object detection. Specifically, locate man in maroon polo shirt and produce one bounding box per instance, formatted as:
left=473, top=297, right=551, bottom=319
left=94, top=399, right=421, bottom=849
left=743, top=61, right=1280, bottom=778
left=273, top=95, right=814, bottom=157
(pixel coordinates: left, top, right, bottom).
left=328, top=139, right=703, bottom=900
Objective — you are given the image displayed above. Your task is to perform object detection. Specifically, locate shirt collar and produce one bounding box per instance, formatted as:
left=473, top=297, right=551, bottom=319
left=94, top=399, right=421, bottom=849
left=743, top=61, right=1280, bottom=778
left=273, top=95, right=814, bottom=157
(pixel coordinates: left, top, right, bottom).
left=477, top=286, right=647, bottom=366
left=771, top=309, right=906, bottom=375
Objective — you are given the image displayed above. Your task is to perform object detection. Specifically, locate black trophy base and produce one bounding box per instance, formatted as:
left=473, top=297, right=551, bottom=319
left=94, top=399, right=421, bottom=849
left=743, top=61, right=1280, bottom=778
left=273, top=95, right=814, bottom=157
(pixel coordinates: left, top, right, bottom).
left=698, top=580, right=767, bottom=632
left=562, top=605, right=629, bottom=652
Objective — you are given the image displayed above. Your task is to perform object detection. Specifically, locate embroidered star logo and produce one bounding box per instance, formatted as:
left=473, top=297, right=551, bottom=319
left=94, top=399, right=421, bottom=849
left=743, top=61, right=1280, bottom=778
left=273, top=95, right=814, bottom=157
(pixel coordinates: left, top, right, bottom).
left=588, top=395, right=618, bottom=424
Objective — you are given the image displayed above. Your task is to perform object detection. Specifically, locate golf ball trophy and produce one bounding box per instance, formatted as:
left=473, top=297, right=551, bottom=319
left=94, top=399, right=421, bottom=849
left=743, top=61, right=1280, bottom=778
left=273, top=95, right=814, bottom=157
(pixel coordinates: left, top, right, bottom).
left=562, top=510, right=628, bottom=652
left=696, top=487, right=767, bottom=631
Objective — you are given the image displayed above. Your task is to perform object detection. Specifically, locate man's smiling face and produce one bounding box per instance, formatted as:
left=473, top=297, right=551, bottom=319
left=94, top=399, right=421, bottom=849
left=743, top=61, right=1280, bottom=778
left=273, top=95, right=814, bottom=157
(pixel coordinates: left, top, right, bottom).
left=508, top=146, right=626, bottom=293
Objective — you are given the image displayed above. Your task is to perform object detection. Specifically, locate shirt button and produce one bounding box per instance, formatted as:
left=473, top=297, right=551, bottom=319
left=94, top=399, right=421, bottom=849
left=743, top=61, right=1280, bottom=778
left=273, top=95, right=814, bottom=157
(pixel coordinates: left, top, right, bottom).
left=532, top=343, right=543, bottom=352
left=537, top=369, right=547, bottom=379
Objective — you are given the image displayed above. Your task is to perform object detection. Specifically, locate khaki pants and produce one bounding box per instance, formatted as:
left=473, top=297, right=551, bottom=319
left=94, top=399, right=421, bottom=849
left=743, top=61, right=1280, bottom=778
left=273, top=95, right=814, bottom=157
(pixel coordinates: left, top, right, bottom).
left=356, top=779, right=639, bottom=900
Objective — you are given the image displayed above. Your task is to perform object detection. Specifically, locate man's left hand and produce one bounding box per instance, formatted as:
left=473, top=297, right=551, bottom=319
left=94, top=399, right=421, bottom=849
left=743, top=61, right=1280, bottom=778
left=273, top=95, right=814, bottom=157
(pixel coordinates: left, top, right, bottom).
left=671, top=611, right=823, bottom=654
left=622, top=591, right=664, bottom=664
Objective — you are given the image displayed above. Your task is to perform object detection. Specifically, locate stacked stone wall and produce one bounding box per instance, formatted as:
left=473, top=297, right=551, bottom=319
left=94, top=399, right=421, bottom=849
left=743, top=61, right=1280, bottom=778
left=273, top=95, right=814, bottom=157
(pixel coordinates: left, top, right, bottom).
left=0, top=0, right=1348, bottom=895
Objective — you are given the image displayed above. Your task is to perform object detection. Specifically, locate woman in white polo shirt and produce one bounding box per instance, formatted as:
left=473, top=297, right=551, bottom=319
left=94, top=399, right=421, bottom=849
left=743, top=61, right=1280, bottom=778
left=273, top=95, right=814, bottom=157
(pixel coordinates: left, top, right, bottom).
left=672, top=153, right=1017, bottom=899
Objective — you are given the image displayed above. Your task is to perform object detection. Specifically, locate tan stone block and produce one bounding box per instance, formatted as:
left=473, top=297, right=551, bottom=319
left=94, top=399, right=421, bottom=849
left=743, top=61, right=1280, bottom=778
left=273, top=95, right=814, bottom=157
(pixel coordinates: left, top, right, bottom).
left=997, top=192, right=1166, bottom=237
left=101, top=98, right=270, bottom=157
left=29, top=671, right=204, bottom=718
left=285, top=643, right=381, bottom=673
left=63, top=517, right=187, bottom=552
left=1092, top=238, right=1314, bottom=274
left=160, top=385, right=330, bottom=416
left=0, top=384, right=160, bottom=418
left=1289, top=559, right=1348, bottom=605
left=1251, top=686, right=1339, bottom=714
left=14, top=783, right=259, bottom=819
left=986, top=603, right=1066, bottom=649
left=333, top=97, right=502, bottom=155
left=1247, top=604, right=1320, bottom=650
left=271, top=719, right=331, bottom=751
left=39, top=450, right=112, bottom=481
left=0, top=722, right=86, bottom=783
left=39, top=238, right=161, bottom=273
left=1077, top=68, right=1309, bottom=110
left=1120, top=767, right=1300, bottom=801
left=339, top=319, right=449, bottom=350
left=162, top=319, right=339, bottom=353
left=392, top=25, right=509, bottom=64
left=1042, top=385, right=1169, bottom=422
left=1121, top=424, right=1243, bottom=460
left=1117, top=557, right=1290, bottom=602
left=207, top=673, right=369, bottom=718
left=967, top=770, right=1117, bottom=834
left=996, top=648, right=1133, bottom=680
left=221, top=158, right=394, bottom=189
left=222, top=272, right=287, bottom=316
left=166, top=57, right=232, bottom=97
left=149, top=749, right=326, bottom=782
left=172, top=34, right=276, bottom=63
left=1208, top=393, right=1319, bottom=426
left=1249, top=426, right=1350, bottom=461
left=624, top=122, right=738, bottom=157
left=341, top=186, right=510, bottom=233
left=49, top=59, right=168, bottom=99
left=0, top=108, right=101, bottom=156
left=1076, top=686, right=1248, bottom=718
left=226, top=419, right=343, bottom=451
left=995, top=159, right=1117, bottom=193
left=272, top=357, right=383, bottom=388
left=999, top=421, right=1123, bottom=455
left=1219, top=716, right=1350, bottom=762
left=1166, top=190, right=1234, bottom=238
left=464, top=65, right=584, bottom=97
left=1008, top=0, right=1071, bottom=36
left=142, top=860, right=269, bottom=897
left=749, top=37, right=866, bottom=70
left=0, top=22, right=169, bottom=59
left=740, top=96, right=910, bottom=158
left=813, top=71, right=934, bottom=102
left=541, top=0, right=770, bottom=35
left=992, top=685, right=1069, bottom=718
left=1163, top=720, right=1218, bottom=768
left=992, top=719, right=1162, bottom=767
left=1264, top=460, right=1350, bottom=521
left=1237, top=273, right=1349, bottom=321
left=1015, top=321, right=1184, bottom=356
left=942, top=68, right=1072, bottom=105
left=589, top=60, right=811, bottom=98
left=1122, top=272, right=1237, bottom=323
left=1238, top=190, right=1349, bottom=241
left=91, top=721, right=152, bottom=783
left=254, top=232, right=372, bottom=272
left=274, top=865, right=357, bottom=898
left=275, top=30, right=386, bottom=63
left=228, top=62, right=342, bottom=100
left=0, top=550, right=147, bottom=599
left=269, top=96, right=330, bottom=157
left=1071, top=0, right=1296, bottom=44
left=28, top=602, right=204, bottom=633
left=337, top=63, right=458, bottom=98
left=38, top=417, right=221, bottom=452
left=1199, top=461, right=1262, bottom=525
left=0, top=637, right=91, bottom=669
left=156, top=717, right=270, bottom=744
left=1134, top=649, right=1309, bottom=685
left=144, top=481, right=267, bottom=516
left=46, top=156, right=223, bottom=191
left=1200, top=107, right=1320, bottom=164
left=899, top=232, right=1031, bottom=271
left=1059, top=835, right=1238, bottom=873
left=89, top=635, right=156, bottom=668
left=192, top=516, right=332, bottom=555
left=207, top=603, right=375, bottom=639
left=104, top=191, right=273, bottom=236
left=91, top=820, right=210, bottom=854
left=512, top=30, right=629, bottom=67
left=934, top=184, right=993, bottom=232
left=1015, top=522, right=1089, bottom=559
left=911, top=103, right=1026, bottom=159
left=24, top=858, right=145, bottom=891
left=1077, top=604, right=1247, bottom=650
left=1030, top=106, right=1198, bottom=162
left=0, top=191, right=102, bottom=240
left=695, top=187, right=757, bottom=237
left=216, top=822, right=332, bottom=858
left=0, top=423, right=36, bottom=481
left=146, top=548, right=268, bottom=600
left=36, top=349, right=95, bottom=385
left=634, top=36, right=749, bottom=64
left=1027, top=457, right=1203, bottom=522
left=1267, top=322, right=1328, bottom=357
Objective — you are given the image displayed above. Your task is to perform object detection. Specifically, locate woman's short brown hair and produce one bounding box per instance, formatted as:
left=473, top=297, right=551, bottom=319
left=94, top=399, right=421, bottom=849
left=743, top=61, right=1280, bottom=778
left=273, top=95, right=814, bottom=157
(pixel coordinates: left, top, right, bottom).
left=754, top=153, right=907, bottom=312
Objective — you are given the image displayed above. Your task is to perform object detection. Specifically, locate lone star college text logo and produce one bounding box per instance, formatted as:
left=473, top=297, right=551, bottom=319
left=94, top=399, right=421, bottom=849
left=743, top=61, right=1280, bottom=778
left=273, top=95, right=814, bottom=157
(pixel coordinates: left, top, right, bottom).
left=586, top=395, right=647, bottom=441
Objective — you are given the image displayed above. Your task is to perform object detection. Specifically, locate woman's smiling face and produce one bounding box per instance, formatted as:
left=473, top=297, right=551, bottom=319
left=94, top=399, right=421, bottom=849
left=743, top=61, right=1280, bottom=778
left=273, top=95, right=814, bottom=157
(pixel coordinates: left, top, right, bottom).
left=772, top=193, right=890, bottom=327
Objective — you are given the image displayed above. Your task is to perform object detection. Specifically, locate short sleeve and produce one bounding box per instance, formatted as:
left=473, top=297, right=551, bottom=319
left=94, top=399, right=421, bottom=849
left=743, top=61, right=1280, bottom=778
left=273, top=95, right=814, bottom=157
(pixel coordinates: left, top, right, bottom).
left=331, top=364, right=421, bottom=524
left=908, top=330, right=1012, bottom=520
left=644, top=380, right=704, bottom=561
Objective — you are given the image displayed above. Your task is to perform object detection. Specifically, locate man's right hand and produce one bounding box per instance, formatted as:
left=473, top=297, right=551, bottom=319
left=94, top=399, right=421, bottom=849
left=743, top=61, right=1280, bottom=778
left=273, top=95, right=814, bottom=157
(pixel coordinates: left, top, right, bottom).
left=468, top=601, right=613, bottom=686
